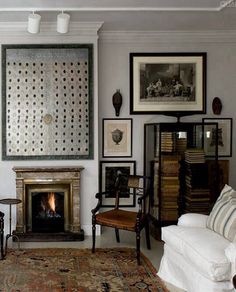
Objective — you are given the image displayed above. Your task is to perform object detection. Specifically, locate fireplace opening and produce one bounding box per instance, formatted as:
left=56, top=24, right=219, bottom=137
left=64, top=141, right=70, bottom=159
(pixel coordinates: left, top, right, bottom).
left=26, top=183, right=71, bottom=234
left=32, top=191, right=64, bottom=233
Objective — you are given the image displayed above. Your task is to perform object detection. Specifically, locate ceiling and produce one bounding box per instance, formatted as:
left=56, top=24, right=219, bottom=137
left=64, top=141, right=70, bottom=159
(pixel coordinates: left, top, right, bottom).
left=0, top=0, right=236, bottom=31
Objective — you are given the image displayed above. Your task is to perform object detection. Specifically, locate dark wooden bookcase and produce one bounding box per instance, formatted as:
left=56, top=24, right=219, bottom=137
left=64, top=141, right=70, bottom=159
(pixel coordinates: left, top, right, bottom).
left=144, top=122, right=219, bottom=229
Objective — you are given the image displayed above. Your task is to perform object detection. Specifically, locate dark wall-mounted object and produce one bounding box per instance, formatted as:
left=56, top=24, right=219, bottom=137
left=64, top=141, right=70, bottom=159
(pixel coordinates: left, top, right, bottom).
left=212, top=97, right=222, bottom=115
left=112, top=89, right=122, bottom=116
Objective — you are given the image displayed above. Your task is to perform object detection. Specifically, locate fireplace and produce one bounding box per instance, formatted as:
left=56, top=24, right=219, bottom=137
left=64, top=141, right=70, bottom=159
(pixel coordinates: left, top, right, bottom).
left=13, top=166, right=84, bottom=241
left=32, top=191, right=64, bottom=233
left=28, top=185, right=66, bottom=233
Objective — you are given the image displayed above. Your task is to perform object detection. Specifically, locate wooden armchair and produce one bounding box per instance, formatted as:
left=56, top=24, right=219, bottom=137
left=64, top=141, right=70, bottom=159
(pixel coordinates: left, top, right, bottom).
left=92, top=174, right=151, bottom=265
left=0, top=211, right=4, bottom=260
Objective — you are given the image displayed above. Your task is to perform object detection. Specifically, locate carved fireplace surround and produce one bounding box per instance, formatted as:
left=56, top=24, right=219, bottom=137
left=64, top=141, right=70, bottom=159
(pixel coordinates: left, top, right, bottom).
left=13, top=166, right=84, bottom=241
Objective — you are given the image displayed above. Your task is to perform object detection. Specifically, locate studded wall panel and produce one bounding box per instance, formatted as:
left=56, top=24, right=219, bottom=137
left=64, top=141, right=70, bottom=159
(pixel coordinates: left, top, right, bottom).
left=2, top=45, right=93, bottom=160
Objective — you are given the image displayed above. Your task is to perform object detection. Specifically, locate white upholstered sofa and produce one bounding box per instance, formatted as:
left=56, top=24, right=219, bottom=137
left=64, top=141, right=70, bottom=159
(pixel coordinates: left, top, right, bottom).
left=158, top=212, right=236, bottom=292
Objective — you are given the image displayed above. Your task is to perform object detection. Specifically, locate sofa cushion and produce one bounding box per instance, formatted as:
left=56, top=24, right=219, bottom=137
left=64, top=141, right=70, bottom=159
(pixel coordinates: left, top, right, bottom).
left=207, top=184, right=236, bottom=242
left=162, top=225, right=231, bottom=281
left=178, top=213, right=208, bottom=228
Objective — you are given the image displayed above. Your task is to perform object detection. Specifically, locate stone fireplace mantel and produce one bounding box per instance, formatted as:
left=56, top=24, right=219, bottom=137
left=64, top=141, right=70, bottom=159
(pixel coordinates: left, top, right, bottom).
left=13, top=166, right=84, bottom=241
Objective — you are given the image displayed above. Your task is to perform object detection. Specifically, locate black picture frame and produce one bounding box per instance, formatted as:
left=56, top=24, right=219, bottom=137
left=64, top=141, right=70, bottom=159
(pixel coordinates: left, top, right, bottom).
left=102, top=118, right=132, bottom=158
left=130, top=52, right=206, bottom=117
left=100, top=160, right=136, bottom=207
left=202, top=118, right=233, bottom=157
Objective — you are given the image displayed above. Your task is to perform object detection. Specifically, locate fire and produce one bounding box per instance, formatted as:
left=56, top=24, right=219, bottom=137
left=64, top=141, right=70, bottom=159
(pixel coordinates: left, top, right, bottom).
left=48, top=192, right=56, bottom=212
left=37, top=192, right=61, bottom=219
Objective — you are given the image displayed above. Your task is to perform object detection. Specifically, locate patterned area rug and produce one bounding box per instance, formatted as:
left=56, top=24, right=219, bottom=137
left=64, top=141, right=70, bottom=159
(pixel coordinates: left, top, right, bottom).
left=0, top=248, right=168, bottom=292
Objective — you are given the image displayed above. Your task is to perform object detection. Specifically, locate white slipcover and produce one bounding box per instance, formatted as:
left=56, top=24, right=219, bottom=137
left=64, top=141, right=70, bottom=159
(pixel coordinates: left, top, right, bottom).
left=158, top=213, right=236, bottom=292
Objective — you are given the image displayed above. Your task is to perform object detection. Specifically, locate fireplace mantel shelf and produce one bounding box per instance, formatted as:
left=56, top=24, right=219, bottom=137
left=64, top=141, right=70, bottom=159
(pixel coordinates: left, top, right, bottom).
left=13, top=166, right=84, bottom=173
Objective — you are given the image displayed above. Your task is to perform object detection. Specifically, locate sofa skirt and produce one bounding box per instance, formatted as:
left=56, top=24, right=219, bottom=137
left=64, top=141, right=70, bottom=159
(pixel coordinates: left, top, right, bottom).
left=158, top=244, right=234, bottom=292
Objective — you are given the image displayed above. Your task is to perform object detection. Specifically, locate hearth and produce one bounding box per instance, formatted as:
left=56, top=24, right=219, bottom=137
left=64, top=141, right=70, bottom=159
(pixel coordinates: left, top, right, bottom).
left=13, top=166, right=84, bottom=241
left=31, top=189, right=64, bottom=233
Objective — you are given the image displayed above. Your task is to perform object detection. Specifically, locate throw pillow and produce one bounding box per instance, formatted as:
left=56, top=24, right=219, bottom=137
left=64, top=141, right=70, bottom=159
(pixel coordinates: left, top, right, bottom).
left=207, top=184, right=236, bottom=242
left=221, top=196, right=236, bottom=242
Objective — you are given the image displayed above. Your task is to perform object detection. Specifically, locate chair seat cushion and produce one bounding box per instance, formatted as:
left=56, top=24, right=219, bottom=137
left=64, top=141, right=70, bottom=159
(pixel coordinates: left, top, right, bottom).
left=96, top=209, right=138, bottom=230
left=162, top=225, right=231, bottom=281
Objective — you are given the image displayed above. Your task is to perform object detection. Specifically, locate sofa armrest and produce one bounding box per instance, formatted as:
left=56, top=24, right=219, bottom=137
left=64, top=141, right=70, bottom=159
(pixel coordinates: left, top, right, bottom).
left=177, top=213, right=208, bottom=228
left=225, top=242, right=236, bottom=278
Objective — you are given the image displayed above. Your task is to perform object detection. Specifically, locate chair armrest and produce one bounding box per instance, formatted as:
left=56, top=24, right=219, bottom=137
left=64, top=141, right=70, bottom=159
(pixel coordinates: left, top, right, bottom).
left=137, top=192, right=148, bottom=205
left=91, top=192, right=107, bottom=214
left=137, top=191, right=150, bottom=215
left=177, top=213, right=208, bottom=228
left=225, top=242, right=236, bottom=279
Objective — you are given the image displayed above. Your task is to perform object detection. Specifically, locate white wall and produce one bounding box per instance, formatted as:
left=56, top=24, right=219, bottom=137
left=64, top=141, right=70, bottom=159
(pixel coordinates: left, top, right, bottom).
left=1, top=27, right=236, bottom=237
left=98, top=31, right=236, bottom=186
left=0, top=22, right=103, bottom=236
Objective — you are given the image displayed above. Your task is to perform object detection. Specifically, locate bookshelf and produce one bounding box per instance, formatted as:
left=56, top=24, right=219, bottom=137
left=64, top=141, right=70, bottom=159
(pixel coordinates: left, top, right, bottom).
left=144, top=122, right=219, bottom=228
left=181, top=150, right=211, bottom=214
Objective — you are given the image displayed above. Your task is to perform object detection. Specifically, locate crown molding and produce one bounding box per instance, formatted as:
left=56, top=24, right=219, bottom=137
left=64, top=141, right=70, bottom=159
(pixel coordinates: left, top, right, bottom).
left=0, top=0, right=233, bottom=12
left=0, top=21, right=103, bottom=37
left=0, top=23, right=236, bottom=44
left=0, top=7, right=222, bottom=12
left=219, top=0, right=235, bottom=10
left=99, top=30, right=236, bottom=44
left=0, top=22, right=236, bottom=44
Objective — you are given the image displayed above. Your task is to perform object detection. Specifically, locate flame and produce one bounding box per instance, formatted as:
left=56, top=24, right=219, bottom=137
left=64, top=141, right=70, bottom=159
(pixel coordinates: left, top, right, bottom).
left=48, top=192, right=56, bottom=212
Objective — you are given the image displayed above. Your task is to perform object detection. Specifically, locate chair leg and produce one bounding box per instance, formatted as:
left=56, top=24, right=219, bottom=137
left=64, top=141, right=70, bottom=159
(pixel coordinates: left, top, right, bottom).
left=92, top=217, right=96, bottom=253
left=145, top=222, right=151, bottom=250
left=136, top=230, right=141, bottom=265
left=115, top=228, right=120, bottom=243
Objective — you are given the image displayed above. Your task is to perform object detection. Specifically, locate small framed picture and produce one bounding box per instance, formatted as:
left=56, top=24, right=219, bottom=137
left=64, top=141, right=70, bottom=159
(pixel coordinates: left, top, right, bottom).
left=100, top=160, right=136, bottom=207
left=102, top=118, right=132, bottom=157
left=202, top=118, right=233, bottom=157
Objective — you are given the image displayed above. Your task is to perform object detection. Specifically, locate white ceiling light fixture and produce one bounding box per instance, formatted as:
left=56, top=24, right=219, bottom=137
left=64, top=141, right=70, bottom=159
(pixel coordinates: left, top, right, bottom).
left=28, top=11, right=41, bottom=34
left=57, top=11, right=70, bottom=34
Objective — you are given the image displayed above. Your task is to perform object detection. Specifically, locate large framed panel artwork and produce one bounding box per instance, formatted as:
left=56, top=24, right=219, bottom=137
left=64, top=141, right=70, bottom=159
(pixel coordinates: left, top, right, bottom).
left=2, top=44, right=93, bottom=160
